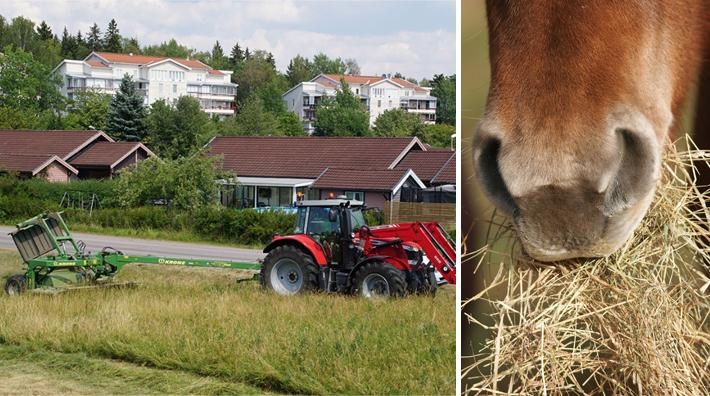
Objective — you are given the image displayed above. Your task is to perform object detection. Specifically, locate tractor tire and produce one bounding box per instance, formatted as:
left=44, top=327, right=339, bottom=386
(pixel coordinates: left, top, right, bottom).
left=261, top=245, right=319, bottom=295
left=352, top=261, right=407, bottom=298
left=4, top=274, right=27, bottom=296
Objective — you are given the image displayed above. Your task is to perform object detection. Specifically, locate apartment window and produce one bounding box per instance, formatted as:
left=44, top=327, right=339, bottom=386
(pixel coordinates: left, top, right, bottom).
left=356, top=88, right=359, bottom=95
left=172, top=84, right=177, bottom=93
left=378, top=100, right=381, bottom=108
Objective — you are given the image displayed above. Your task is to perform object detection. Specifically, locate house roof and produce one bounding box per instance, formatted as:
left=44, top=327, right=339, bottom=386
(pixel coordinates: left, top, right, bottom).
left=69, top=141, right=154, bottom=168
left=207, top=136, right=425, bottom=179
left=0, top=153, right=78, bottom=175
left=0, top=130, right=113, bottom=160
left=91, top=52, right=210, bottom=70
left=311, top=167, right=424, bottom=191
left=316, top=74, right=429, bottom=94
left=430, top=151, right=456, bottom=184
left=86, top=60, right=109, bottom=68
left=395, top=149, right=455, bottom=184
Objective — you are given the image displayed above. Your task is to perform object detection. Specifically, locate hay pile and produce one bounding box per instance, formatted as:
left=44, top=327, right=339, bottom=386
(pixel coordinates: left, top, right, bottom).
left=463, top=137, right=710, bottom=395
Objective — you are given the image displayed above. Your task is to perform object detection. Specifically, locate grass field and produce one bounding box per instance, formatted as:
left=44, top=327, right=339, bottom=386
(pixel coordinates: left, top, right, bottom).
left=0, top=249, right=455, bottom=395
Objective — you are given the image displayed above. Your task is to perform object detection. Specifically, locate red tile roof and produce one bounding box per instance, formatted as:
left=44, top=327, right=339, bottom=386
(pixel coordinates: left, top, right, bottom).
left=430, top=152, right=456, bottom=184
left=208, top=136, right=423, bottom=179
left=92, top=52, right=210, bottom=70
left=86, top=60, right=109, bottom=68
left=317, top=74, right=428, bottom=93
left=69, top=142, right=152, bottom=168
left=311, top=168, right=414, bottom=190
left=0, top=130, right=112, bottom=159
left=395, top=149, right=455, bottom=184
left=0, top=153, right=77, bottom=175
left=207, top=69, right=225, bottom=75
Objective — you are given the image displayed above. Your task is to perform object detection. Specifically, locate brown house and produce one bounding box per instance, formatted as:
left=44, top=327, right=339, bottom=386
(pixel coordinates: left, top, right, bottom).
left=207, top=136, right=454, bottom=209
left=0, top=130, right=154, bottom=181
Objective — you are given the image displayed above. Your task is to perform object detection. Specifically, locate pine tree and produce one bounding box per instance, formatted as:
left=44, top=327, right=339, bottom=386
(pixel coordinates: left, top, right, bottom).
left=87, top=23, right=101, bottom=51
left=211, top=40, right=226, bottom=69
left=103, top=19, right=122, bottom=53
left=60, top=27, right=76, bottom=58
left=106, top=74, right=147, bottom=140
left=36, top=21, right=53, bottom=41
left=228, top=43, right=244, bottom=66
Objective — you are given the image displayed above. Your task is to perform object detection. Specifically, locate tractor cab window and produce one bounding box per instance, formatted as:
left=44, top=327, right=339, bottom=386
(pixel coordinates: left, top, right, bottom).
left=307, top=207, right=340, bottom=236
left=294, top=207, right=308, bottom=234
left=350, top=207, right=367, bottom=232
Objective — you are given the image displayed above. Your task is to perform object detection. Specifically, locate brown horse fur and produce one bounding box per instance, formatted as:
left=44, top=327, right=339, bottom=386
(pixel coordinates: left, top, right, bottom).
left=473, top=0, right=710, bottom=261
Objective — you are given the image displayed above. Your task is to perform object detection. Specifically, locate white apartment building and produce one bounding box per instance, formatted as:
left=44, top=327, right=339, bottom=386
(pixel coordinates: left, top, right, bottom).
left=283, top=74, right=437, bottom=133
left=52, top=52, right=237, bottom=117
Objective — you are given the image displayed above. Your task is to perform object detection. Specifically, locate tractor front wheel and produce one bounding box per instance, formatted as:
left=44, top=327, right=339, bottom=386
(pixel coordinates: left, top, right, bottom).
left=352, top=261, right=406, bottom=298
left=261, top=245, right=319, bottom=295
left=4, top=274, right=27, bottom=296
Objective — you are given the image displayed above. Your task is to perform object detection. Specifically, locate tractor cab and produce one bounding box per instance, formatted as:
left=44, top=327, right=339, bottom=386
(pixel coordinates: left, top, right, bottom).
left=293, top=198, right=366, bottom=267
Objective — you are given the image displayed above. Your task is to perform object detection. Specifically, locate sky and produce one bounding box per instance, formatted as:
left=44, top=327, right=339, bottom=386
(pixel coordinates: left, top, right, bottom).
left=2, top=0, right=456, bottom=80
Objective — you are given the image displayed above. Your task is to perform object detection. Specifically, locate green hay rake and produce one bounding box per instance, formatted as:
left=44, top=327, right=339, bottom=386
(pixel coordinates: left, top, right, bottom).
left=4, top=212, right=261, bottom=295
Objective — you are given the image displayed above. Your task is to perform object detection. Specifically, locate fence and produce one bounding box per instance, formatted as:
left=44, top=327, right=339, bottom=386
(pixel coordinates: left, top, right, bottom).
left=383, top=202, right=456, bottom=230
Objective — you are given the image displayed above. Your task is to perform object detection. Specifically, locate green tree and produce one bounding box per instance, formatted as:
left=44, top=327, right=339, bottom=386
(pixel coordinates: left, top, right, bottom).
left=223, top=96, right=278, bottom=136
left=87, top=23, right=101, bottom=51
left=0, top=47, right=64, bottom=112
left=106, top=74, right=147, bottom=140
left=74, top=30, right=90, bottom=58
left=103, top=19, right=122, bottom=53
left=146, top=97, right=213, bottom=159
left=36, top=21, right=53, bottom=41
left=286, top=54, right=314, bottom=87
left=122, top=37, right=141, bottom=54
left=228, top=42, right=244, bottom=67
left=421, top=124, right=456, bottom=148
left=116, top=154, right=230, bottom=211
left=210, top=40, right=227, bottom=69
left=0, top=106, right=54, bottom=129
left=312, top=52, right=347, bottom=75
left=60, top=27, right=76, bottom=58
left=278, top=112, right=306, bottom=136
left=5, top=16, right=37, bottom=52
left=430, top=74, right=456, bottom=125
left=233, top=50, right=281, bottom=105
left=63, top=90, right=111, bottom=131
left=143, top=38, right=192, bottom=58
left=314, top=80, right=369, bottom=136
left=373, top=108, right=424, bottom=138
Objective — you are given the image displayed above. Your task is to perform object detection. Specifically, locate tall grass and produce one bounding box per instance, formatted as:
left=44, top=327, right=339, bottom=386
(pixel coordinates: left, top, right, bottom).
left=463, top=139, right=710, bottom=394
left=0, top=252, right=454, bottom=395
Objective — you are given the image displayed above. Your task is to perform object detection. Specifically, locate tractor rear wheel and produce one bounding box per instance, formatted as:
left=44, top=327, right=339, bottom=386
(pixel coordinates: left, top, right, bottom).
left=352, top=261, right=406, bottom=298
left=261, top=245, right=319, bottom=295
left=4, top=274, right=27, bottom=296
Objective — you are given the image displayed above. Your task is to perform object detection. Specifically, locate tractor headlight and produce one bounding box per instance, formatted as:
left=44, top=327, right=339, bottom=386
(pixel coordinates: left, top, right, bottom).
left=403, top=245, right=424, bottom=267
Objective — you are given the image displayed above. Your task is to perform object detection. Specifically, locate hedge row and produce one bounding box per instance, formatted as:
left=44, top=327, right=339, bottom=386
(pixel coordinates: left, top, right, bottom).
left=1, top=196, right=296, bottom=247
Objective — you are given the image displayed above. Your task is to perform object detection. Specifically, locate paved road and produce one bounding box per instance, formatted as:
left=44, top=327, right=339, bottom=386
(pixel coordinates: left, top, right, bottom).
left=0, top=226, right=264, bottom=263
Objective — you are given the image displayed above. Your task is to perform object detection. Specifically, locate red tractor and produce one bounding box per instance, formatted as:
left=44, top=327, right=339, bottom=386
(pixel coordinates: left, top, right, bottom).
left=261, top=198, right=456, bottom=297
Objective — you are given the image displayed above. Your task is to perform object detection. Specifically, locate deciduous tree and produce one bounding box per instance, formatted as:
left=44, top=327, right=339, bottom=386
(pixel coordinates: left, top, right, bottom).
left=314, top=80, right=369, bottom=136
left=429, top=74, right=455, bottom=125
left=373, top=108, right=424, bottom=138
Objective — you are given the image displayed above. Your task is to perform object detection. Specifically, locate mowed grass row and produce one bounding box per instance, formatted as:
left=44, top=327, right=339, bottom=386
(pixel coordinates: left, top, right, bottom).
left=0, top=250, right=455, bottom=395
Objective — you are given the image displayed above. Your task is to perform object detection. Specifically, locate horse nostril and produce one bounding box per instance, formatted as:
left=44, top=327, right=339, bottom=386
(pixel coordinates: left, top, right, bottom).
left=603, top=128, right=660, bottom=216
left=473, top=135, right=519, bottom=215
